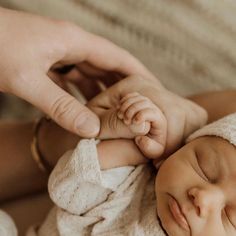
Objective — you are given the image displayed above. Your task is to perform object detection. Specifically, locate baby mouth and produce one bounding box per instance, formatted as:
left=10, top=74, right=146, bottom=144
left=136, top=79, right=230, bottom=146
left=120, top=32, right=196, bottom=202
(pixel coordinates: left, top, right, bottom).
left=168, top=195, right=190, bottom=232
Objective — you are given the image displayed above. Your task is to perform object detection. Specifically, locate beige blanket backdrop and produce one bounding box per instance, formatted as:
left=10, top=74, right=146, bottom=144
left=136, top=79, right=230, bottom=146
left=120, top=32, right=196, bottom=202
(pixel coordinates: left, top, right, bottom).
left=0, top=0, right=236, bottom=235
left=0, top=0, right=236, bottom=119
left=1, top=0, right=236, bottom=96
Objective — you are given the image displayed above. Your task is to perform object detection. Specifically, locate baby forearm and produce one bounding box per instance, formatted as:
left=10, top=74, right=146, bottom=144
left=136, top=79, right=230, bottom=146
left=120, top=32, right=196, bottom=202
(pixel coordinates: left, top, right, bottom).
left=188, top=90, right=236, bottom=123
left=97, top=139, right=148, bottom=170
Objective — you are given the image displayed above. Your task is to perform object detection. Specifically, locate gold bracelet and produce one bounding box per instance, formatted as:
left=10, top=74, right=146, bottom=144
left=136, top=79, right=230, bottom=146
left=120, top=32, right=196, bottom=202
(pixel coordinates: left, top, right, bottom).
left=31, top=116, right=53, bottom=173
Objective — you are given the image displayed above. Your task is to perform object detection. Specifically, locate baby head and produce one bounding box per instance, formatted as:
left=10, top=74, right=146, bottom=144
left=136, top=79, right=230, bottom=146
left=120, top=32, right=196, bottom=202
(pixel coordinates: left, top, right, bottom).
left=155, top=113, right=236, bottom=236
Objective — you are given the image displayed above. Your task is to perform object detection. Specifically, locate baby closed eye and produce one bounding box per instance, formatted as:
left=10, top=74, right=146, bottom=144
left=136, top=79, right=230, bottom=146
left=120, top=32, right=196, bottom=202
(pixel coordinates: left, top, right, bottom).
left=195, top=150, right=219, bottom=183
left=195, top=150, right=236, bottom=232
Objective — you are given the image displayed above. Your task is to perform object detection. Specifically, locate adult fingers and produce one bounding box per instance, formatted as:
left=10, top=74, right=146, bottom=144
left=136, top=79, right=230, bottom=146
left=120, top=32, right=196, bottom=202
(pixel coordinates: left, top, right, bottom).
left=18, top=74, right=100, bottom=137
left=87, top=76, right=145, bottom=110
left=77, top=62, right=123, bottom=87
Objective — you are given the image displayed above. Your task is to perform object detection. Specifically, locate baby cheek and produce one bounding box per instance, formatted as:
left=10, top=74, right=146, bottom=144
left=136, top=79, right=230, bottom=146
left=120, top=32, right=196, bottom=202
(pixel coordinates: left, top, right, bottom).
left=156, top=155, right=193, bottom=193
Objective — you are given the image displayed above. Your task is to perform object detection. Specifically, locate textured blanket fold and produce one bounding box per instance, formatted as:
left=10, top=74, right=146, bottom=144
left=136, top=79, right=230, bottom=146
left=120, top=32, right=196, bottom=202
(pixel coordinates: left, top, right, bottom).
left=27, top=139, right=165, bottom=236
left=0, top=210, right=17, bottom=236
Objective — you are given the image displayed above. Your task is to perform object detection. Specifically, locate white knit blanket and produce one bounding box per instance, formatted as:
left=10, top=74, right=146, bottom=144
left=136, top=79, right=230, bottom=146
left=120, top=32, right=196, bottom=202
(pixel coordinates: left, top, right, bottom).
left=25, top=139, right=165, bottom=236
left=0, top=210, right=17, bottom=236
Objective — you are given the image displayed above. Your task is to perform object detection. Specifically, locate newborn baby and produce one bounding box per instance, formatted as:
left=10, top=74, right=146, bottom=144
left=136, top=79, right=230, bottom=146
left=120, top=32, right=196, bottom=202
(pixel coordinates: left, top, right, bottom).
left=27, top=91, right=236, bottom=236
left=156, top=117, right=236, bottom=236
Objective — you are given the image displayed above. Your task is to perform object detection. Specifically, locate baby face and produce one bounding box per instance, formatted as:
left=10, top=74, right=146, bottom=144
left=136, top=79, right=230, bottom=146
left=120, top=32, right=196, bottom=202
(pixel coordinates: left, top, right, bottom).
left=155, top=136, right=236, bottom=236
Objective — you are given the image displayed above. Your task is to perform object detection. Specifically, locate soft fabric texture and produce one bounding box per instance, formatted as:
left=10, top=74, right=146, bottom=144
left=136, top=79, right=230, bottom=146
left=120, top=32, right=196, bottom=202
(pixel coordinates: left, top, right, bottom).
left=26, top=139, right=165, bottom=236
left=0, top=210, right=17, bottom=236
left=1, top=0, right=236, bottom=96
left=187, top=112, right=236, bottom=146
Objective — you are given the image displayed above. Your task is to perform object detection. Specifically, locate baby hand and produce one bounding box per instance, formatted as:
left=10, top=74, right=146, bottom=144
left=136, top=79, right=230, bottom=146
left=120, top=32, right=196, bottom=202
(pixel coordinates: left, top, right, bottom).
left=117, top=92, right=167, bottom=159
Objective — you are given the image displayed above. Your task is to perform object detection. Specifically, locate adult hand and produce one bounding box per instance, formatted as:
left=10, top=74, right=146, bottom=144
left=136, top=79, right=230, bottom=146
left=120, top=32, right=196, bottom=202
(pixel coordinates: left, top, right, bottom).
left=88, top=76, right=208, bottom=156
left=0, top=7, right=155, bottom=137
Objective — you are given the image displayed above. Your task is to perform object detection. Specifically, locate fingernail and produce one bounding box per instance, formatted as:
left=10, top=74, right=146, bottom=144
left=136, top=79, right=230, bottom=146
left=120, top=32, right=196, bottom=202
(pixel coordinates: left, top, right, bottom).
left=134, top=117, right=141, bottom=124
left=117, top=112, right=123, bottom=119
left=76, top=114, right=100, bottom=137
left=124, top=119, right=130, bottom=125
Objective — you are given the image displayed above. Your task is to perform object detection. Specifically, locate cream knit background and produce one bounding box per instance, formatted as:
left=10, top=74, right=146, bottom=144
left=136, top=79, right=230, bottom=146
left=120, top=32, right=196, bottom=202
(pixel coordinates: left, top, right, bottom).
left=1, top=0, right=236, bottom=96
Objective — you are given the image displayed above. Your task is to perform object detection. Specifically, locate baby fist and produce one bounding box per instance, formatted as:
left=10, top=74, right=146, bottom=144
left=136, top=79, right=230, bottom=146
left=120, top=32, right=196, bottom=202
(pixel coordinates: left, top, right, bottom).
left=117, top=92, right=167, bottom=159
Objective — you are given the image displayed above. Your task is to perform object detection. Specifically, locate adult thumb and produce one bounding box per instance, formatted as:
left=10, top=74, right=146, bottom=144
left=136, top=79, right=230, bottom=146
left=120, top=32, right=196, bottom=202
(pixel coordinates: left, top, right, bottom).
left=20, top=76, right=100, bottom=137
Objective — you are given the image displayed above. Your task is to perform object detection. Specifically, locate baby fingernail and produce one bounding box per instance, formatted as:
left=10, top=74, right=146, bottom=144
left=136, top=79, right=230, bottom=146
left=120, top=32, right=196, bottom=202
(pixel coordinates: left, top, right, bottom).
left=124, top=119, right=130, bottom=125
left=134, top=117, right=140, bottom=123
left=117, top=112, right=123, bottom=119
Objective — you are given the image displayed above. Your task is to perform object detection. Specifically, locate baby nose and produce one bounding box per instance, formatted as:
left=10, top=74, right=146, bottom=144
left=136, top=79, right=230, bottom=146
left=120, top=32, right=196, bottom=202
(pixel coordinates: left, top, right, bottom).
left=188, top=187, right=225, bottom=218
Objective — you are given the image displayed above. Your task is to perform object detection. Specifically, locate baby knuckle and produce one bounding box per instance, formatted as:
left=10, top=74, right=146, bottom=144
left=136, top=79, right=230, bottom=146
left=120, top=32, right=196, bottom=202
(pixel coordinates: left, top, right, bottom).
left=121, top=102, right=130, bottom=111
left=125, top=110, right=133, bottom=118
left=130, top=103, right=140, bottom=112
left=136, top=112, right=145, bottom=121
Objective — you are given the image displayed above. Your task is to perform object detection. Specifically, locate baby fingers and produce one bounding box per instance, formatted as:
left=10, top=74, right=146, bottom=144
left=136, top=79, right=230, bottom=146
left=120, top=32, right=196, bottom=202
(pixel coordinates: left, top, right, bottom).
left=118, top=92, right=154, bottom=123
left=132, top=108, right=159, bottom=125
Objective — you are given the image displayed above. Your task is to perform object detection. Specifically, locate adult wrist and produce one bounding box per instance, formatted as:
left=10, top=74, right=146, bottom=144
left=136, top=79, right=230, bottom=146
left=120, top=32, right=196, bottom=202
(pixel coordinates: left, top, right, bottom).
left=37, top=117, right=79, bottom=168
left=31, top=117, right=53, bottom=173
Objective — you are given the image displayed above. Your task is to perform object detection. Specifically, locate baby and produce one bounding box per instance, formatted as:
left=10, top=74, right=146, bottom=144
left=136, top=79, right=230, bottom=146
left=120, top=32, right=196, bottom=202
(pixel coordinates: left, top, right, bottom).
left=27, top=90, right=236, bottom=236
left=156, top=117, right=236, bottom=236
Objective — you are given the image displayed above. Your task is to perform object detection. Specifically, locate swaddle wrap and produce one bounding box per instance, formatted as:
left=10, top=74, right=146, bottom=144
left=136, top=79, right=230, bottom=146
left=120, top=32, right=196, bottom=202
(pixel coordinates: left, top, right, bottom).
left=27, top=139, right=165, bottom=236
left=0, top=210, right=17, bottom=236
